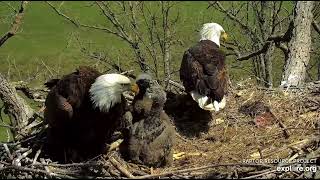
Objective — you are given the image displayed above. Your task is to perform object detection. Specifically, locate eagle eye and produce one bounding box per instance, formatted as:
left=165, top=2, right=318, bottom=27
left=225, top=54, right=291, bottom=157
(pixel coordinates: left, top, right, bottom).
left=119, top=83, right=130, bottom=88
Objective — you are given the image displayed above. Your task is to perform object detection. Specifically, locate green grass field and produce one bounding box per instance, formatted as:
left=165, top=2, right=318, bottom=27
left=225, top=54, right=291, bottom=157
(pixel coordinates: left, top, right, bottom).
left=0, top=1, right=318, bottom=142
left=0, top=1, right=247, bottom=85
left=0, top=1, right=302, bottom=85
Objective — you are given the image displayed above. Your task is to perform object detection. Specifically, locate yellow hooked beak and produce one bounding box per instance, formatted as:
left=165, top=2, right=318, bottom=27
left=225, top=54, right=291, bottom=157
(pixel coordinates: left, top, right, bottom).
left=131, top=83, right=139, bottom=95
left=221, top=32, right=228, bottom=41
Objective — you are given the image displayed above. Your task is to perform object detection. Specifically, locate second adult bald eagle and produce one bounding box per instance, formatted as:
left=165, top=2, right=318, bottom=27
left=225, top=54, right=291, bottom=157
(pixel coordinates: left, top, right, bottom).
left=180, top=23, right=228, bottom=112
left=44, top=66, right=135, bottom=163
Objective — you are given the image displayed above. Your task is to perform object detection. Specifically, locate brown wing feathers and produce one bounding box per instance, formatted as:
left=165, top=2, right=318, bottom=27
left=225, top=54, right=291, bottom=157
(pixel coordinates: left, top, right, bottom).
left=180, top=40, right=227, bottom=102
left=44, top=66, right=106, bottom=162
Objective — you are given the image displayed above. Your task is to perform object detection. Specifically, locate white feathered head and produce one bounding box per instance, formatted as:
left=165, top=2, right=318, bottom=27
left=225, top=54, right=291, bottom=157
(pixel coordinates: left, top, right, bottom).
left=200, top=23, right=228, bottom=47
left=89, top=73, right=132, bottom=113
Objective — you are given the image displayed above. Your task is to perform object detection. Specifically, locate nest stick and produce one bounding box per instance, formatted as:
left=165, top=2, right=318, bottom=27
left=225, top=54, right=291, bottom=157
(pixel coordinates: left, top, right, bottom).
left=241, top=169, right=277, bottom=179
left=5, top=134, right=37, bottom=146
left=271, top=112, right=290, bottom=139
left=135, top=163, right=273, bottom=179
left=3, top=144, right=13, bottom=160
left=109, top=157, right=135, bottom=178
left=40, top=158, right=52, bottom=175
left=15, top=147, right=29, bottom=153
left=120, top=70, right=134, bottom=75
left=168, top=80, right=185, bottom=91
left=13, top=148, right=32, bottom=166
left=32, top=162, right=102, bottom=168
left=4, top=164, right=76, bottom=179
left=32, top=147, right=42, bottom=165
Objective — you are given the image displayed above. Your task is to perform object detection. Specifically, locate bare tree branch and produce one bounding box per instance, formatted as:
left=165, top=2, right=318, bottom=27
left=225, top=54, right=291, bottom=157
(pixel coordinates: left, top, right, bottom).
left=313, top=2, right=320, bottom=20
left=237, top=43, right=271, bottom=61
left=312, top=20, right=320, bottom=35
left=276, top=43, right=289, bottom=57
left=208, top=1, right=260, bottom=42
left=267, top=21, right=294, bottom=42
left=1, top=2, right=18, bottom=13
left=45, top=1, right=120, bottom=37
left=95, top=1, right=150, bottom=72
left=45, top=1, right=78, bottom=27
left=82, top=49, right=137, bottom=79
left=47, top=1, right=180, bottom=78
left=139, top=3, right=159, bottom=78
left=95, top=1, right=132, bottom=43
left=0, top=1, right=28, bottom=47
left=208, top=1, right=294, bottom=87
left=222, top=41, right=272, bottom=62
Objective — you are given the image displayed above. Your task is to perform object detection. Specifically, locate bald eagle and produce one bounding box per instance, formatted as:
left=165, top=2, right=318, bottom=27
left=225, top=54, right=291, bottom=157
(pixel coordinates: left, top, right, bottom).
left=44, top=66, right=135, bottom=162
left=180, top=23, right=228, bottom=112
left=120, top=74, right=175, bottom=167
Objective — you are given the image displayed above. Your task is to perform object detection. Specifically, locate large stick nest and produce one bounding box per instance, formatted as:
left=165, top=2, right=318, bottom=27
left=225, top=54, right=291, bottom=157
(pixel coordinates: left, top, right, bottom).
left=1, top=80, right=320, bottom=179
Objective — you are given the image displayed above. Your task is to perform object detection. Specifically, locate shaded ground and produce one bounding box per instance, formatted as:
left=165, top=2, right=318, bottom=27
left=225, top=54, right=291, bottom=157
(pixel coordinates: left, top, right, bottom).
left=165, top=92, right=213, bottom=138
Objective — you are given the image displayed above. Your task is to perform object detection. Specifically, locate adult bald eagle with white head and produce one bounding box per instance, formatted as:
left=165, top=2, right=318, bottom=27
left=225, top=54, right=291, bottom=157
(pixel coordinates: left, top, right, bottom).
left=44, top=66, right=137, bottom=163
left=180, top=22, right=228, bottom=113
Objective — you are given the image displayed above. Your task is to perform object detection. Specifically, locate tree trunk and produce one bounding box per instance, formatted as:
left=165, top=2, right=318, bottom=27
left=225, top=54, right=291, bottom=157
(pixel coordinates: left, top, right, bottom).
left=0, top=73, right=34, bottom=139
left=163, top=20, right=171, bottom=89
left=163, top=43, right=171, bottom=88
left=281, top=1, right=314, bottom=87
left=251, top=1, right=274, bottom=88
left=258, top=53, right=266, bottom=86
left=264, top=43, right=274, bottom=88
left=251, top=57, right=259, bottom=82
left=161, top=1, right=172, bottom=90
left=252, top=45, right=264, bottom=86
left=255, top=1, right=274, bottom=88
left=318, top=60, right=320, bottom=81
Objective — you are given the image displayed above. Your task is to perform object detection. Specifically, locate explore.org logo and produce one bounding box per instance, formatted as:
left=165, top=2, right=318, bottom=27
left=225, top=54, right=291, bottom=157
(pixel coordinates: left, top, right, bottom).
left=243, top=158, right=318, bottom=173
left=276, top=164, right=317, bottom=173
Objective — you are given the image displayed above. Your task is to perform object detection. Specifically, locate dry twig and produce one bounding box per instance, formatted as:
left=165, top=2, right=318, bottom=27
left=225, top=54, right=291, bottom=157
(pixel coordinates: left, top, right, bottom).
left=109, top=157, right=135, bottom=178
left=0, top=1, right=28, bottom=47
left=3, top=144, right=13, bottom=160
left=135, top=163, right=273, bottom=179
left=241, top=169, right=277, bottom=179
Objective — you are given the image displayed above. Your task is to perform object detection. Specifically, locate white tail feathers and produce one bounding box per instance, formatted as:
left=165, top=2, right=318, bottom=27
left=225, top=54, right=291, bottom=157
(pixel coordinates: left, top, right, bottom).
left=190, top=91, right=226, bottom=112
